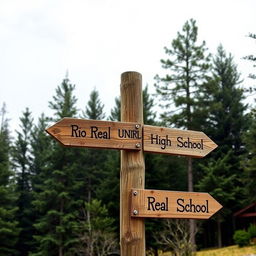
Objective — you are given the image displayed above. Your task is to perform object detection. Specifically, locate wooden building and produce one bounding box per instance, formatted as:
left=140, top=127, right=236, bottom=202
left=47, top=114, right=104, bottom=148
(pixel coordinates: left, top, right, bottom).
left=233, top=202, right=256, bottom=230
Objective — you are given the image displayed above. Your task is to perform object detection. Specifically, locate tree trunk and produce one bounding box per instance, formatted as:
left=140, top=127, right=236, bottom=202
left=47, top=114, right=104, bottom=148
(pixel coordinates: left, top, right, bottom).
left=217, top=215, right=222, bottom=248
left=188, top=157, right=196, bottom=247
left=59, top=198, right=64, bottom=256
left=87, top=178, right=93, bottom=256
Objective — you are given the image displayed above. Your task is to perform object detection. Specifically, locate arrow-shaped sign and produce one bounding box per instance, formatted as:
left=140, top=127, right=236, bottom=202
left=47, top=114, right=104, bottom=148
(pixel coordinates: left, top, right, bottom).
left=46, top=118, right=217, bottom=158
left=131, top=189, right=222, bottom=219
left=144, top=125, right=217, bottom=158
left=46, top=118, right=142, bottom=151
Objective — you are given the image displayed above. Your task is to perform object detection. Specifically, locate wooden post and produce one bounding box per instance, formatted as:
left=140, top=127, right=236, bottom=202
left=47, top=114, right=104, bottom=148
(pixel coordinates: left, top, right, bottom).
left=120, top=72, right=145, bottom=256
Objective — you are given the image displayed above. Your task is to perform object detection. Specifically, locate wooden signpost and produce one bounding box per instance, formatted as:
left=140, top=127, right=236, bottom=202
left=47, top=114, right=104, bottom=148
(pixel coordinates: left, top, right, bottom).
left=46, top=71, right=221, bottom=256
left=131, top=189, right=222, bottom=219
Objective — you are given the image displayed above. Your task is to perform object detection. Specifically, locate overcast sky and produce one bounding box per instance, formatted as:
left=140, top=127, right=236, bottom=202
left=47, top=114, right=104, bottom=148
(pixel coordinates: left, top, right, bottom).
left=0, top=0, right=255, bottom=134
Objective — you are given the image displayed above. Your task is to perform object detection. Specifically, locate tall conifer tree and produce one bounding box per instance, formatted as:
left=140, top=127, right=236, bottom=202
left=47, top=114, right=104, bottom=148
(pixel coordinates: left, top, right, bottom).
left=32, top=77, right=81, bottom=256
left=0, top=104, right=19, bottom=255
left=242, top=33, right=256, bottom=203
left=12, top=108, right=34, bottom=255
left=80, top=89, right=106, bottom=217
left=243, top=109, right=256, bottom=203
left=244, top=33, right=256, bottom=88
left=197, top=46, right=248, bottom=247
left=155, top=19, right=210, bottom=245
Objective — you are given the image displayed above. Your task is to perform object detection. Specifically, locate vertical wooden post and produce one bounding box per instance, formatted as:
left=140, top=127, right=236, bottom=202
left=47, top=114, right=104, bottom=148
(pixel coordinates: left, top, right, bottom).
left=120, top=72, right=145, bottom=256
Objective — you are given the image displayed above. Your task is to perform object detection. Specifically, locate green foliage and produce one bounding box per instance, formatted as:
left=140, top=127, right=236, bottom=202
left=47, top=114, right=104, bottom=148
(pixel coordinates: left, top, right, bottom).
left=12, top=108, right=35, bottom=255
left=203, top=45, right=247, bottom=159
left=109, top=85, right=156, bottom=124
left=109, top=97, right=120, bottom=121
left=31, top=77, right=82, bottom=255
left=242, top=109, right=256, bottom=202
left=233, top=230, right=250, bottom=247
left=48, top=77, right=78, bottom=119
left=244, top=33, right=256, bottom=90
left=155, top=18, right=210, bottom=129
left=196, top=45, right=248, bottom=248
left=82, top=89, right=105, bottom=120
left=74, top=199, right=118, bottom=256
left=197, top=153, right=236, bottom=210
left=0, top=104, right=19, bottom=255
left=143, top=85, right=157, bottom=125
left=248, top=224, right=256, bottom=239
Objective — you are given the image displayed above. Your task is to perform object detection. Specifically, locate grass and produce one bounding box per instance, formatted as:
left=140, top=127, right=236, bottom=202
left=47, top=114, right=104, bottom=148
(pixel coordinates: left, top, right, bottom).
left=196, top=245, right=256, bottom=256
left=158, top=245, right=256, bottom=256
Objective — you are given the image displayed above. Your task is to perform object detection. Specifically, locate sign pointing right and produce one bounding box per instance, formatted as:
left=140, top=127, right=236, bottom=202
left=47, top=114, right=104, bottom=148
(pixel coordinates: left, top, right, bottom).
left=131, top=189, right=223, bottom=219
left=143, top=125, right=218, bottom=158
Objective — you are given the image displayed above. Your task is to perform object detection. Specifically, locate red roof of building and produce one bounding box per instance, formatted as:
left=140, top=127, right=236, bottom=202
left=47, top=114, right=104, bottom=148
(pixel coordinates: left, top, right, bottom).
left=234, top=202, right=256, bottom=218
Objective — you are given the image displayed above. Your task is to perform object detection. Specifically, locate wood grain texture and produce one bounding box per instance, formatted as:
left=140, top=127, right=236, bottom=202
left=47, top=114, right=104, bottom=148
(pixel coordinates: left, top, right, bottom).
left=143, top=125, right=218, bottom=157
left=46, top=118, right=142, bottom=150
left=120, top=72, right=145, bottom=256
left=131, top=189, right=223, bottom=219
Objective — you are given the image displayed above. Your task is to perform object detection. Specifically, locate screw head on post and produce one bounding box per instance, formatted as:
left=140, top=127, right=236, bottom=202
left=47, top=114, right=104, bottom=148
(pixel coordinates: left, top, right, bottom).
left=135, top=143, right=141, bottom=148
left=135, top=124, right=140, bottom=129
left=133, top=209, right=138, bottom=215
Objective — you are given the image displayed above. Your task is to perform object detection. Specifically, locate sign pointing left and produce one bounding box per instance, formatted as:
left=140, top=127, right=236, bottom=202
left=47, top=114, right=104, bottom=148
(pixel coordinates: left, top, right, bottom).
left=46, top=118, right=142, bottom=150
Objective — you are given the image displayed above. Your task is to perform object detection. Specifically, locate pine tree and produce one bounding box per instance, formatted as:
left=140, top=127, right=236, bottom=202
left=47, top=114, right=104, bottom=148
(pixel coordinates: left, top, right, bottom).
left=32, top=77, right=82, bottom=256
left=203, top=45, right=247, bottom=158
left=30, top=114, right=52, bottom=192
left=143, top=85, right=157, bottom=125
left=242, top=34, right=256, bottom=202
left=196, top=153, right=236, bottom=248
left=79, top=89, right=107, bottom=249
left=74, top=199, right=118, bottom=256
left=12, top=108, right=34, bottom=255
left=109, top=97, right=120, bottom=121
left=244, top=33, right=256, bottom=90
left=242, top=109, right=256, bottom=203
left=0, top=104, right=19, bottom=255
left=29, top=114, right=52, bottom=253
left=49, top=77, right=77, bottom=120
left=197, top=46, right=248, bottom=247
left=109, top=85, right=156, bottom=124
left=82, top=89, right=105, bottom=120
left=154, top=19, right=210, bottom=245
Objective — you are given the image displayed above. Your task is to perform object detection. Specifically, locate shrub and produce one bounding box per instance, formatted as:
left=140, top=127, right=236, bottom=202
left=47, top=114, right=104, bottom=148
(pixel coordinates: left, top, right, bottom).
left=248, top=224, right=256, bottom=238
left=233, top=230, right=250, bottom=247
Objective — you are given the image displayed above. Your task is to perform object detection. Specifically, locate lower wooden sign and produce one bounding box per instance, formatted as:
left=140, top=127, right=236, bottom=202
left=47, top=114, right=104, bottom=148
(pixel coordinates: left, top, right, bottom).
left=131, top=189, right=222, bottom=219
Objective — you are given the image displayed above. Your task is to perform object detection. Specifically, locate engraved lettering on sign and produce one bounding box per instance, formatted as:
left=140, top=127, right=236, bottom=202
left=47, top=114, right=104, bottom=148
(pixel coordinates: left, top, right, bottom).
left=90, top=126, right=111, bottom=139
left=176, top=198, right=209, bottom=213
left=118, top=129, right=141, bottom=139
left=71, top=125, right=87, bottom=137
left=177, top=137, right=204, bottom=150
left=150, top=134, right=171, bottom=149
left=147, top=196, right=168, bottom=211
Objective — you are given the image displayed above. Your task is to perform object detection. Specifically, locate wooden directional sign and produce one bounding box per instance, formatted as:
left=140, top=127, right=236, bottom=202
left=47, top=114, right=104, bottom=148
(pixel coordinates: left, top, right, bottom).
left=46, top=118, right=142, bottom=150
left=143, top=125, right=217, bottom=158
left=131, top=189, right=222, bottom=219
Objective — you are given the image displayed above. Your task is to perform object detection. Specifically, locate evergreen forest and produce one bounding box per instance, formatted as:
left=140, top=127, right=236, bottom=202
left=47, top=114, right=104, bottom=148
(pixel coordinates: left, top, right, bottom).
left=1, top=19, right=256, bottom=256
